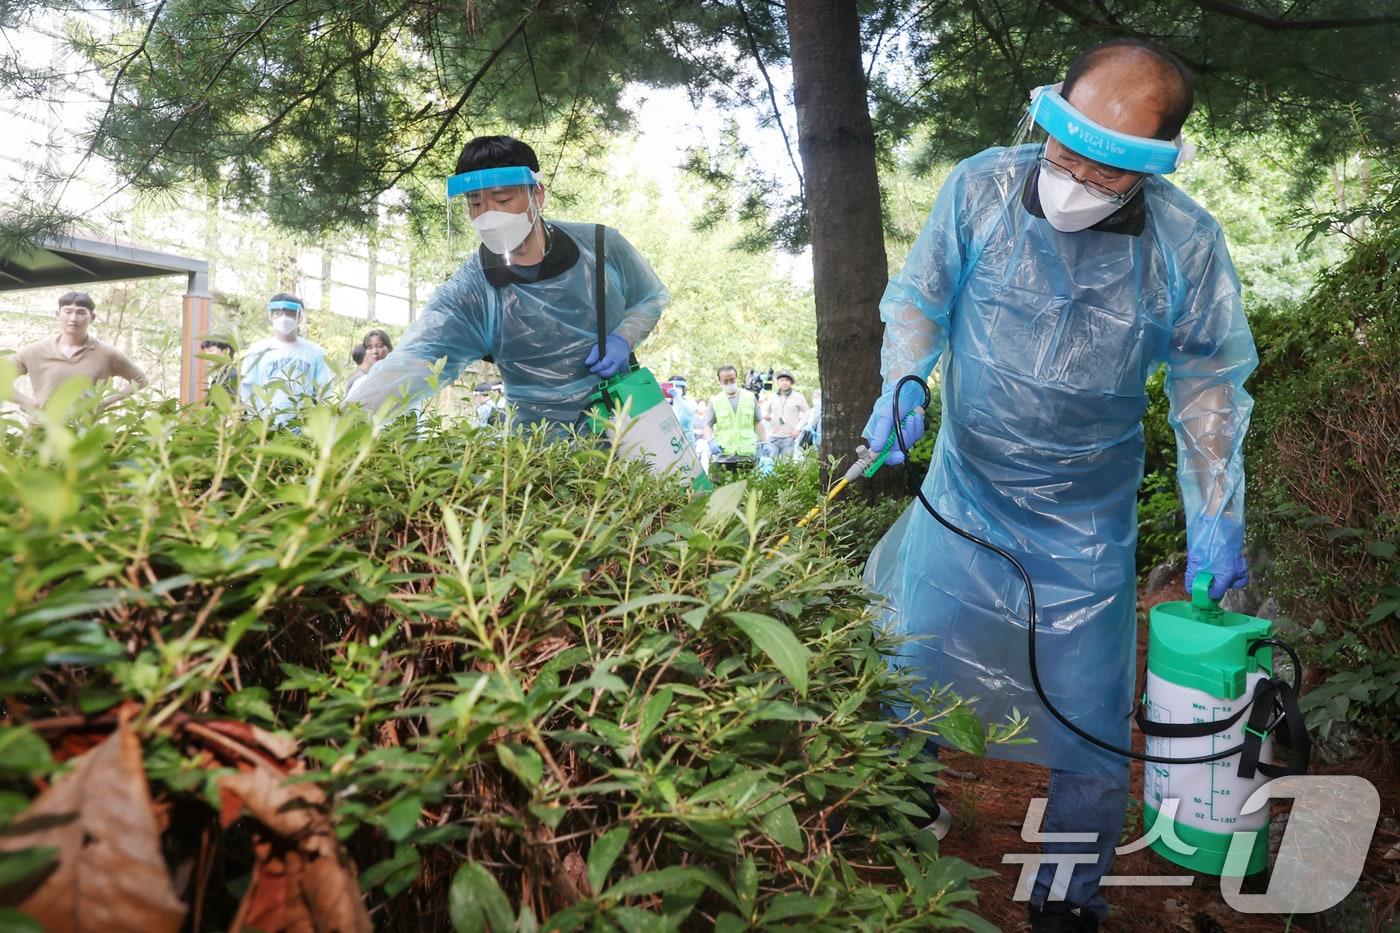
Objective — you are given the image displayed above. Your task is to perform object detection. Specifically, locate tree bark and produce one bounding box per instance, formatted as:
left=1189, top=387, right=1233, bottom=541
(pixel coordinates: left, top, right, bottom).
left=784, top=0, right=890, bottom=484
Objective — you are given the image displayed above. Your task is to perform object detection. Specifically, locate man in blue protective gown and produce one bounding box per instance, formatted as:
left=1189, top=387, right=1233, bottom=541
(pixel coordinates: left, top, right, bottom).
left=862, top=39, right=1254, bottom=931
left=239, top=294, right=334, bottom=426
left=346, top=136, right=668, bottom=428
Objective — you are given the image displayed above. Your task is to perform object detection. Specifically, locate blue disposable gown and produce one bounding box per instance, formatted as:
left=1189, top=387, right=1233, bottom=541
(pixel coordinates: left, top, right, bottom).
left=238, top=336, right=334, bottom=424
left=864, top=146, right=1257, bottom=774
left=347, top=221, right=668, bottom=426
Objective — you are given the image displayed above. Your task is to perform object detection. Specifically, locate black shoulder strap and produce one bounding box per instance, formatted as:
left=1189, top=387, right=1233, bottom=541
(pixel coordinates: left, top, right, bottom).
left=594, top=223, right=607, bottom=360
left=1135, top=688, right=1257, bottom=738
left=1238, top=677, right=1311, bottom=779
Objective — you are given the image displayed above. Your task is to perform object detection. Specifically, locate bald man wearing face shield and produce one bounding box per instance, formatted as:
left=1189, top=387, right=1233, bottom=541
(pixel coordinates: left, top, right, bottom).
left=862, top=40, right=1255, bottom=930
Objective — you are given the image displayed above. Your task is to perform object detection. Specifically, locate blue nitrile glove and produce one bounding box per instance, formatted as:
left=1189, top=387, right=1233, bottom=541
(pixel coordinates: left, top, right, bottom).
left=1185, top=515, right=1249, bottom=600
left=585, top=334, right=631, bottom=378
left=709, top=440, right=723, bottom=456
left=864, top=398, right=925, bottom=467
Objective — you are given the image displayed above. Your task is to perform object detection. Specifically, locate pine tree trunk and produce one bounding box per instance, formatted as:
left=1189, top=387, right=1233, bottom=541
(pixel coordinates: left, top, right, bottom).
left=784, top=0, right=891, bottom=486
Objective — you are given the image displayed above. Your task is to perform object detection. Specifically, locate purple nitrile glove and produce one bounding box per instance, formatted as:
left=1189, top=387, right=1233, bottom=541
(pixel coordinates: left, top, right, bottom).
left=1185, top=515, right=1249, bottom=600
left=864, top=398, right=925, bottom=467
left=585, top=333, right=631, bottom=378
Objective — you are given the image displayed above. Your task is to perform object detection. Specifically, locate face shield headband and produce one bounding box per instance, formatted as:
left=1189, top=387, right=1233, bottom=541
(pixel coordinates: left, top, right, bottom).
left=267, top=299, right=304, bottom=320
left=1028, top=84, right=1195, bottom=175
left=445, top=165, right=545, bottom=261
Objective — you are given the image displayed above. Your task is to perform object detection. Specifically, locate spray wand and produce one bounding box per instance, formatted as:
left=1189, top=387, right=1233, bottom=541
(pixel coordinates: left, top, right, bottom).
left=773, top=426, right=911, bottom=549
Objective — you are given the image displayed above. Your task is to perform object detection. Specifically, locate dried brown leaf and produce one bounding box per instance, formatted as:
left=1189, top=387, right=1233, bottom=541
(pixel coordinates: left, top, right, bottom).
left=220, top=766, right=371, bottom=933
left=0, top=724, right=186, bottom=932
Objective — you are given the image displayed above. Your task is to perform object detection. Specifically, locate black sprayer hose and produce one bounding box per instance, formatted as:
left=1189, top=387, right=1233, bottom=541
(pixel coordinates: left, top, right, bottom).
left=891, top=375, right=1282, bottom=766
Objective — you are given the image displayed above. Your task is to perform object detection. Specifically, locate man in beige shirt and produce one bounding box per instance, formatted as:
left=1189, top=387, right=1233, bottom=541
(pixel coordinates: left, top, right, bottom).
left=10, top=291, right=149, bottom=413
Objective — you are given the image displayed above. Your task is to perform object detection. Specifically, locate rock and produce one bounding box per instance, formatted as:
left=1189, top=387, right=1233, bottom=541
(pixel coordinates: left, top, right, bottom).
left=1146, top=560, right=1182, bottom=594
left=1312, top=886, right=1373, bottom=931
left=1313, top=720, right=1362, bottom=766
left=1268, top=812, right=1288, bottom=857
left=1256, top=596, right=1280, bottom=621
left=1221, top=585, right=1261, bottom=615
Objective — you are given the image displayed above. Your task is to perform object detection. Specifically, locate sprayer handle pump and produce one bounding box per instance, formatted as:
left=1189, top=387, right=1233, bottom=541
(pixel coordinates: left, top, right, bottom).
left=1192, top=571, right=1220, bottom=613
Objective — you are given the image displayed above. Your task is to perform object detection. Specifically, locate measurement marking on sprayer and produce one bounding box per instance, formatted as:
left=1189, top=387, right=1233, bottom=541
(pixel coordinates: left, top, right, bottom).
left=1208, top=705, right=1233, bottom=822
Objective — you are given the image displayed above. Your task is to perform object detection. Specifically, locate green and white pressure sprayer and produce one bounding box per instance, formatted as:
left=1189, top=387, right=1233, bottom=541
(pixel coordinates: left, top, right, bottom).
left=1137, top=572, right=1306, bottom=875
left=833, top=375, right=1312, bottom=876
left=582, top=225, right=712, bottom=492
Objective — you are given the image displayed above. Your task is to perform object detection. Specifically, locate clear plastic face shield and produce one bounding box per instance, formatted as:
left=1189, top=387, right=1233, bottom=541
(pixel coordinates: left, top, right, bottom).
left=268, top=299, right=304, bottom=336
left=445, top=165, right=548, bottom=268
left=1004, top=83, right=1196, bottom=232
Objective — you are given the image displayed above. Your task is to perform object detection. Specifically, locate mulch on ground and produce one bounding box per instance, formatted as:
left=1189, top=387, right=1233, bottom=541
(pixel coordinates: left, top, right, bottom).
left=932, top=573, right=1400, bottom=932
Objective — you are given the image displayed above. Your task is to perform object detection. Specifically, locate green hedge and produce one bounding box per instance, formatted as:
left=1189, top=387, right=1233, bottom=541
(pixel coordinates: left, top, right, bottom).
left=0, top=382, right=1017, bottom=931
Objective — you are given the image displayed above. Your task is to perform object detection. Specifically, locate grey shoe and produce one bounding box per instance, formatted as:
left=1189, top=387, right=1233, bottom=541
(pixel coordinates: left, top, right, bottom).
left=925, top=799, right=952, bottom=841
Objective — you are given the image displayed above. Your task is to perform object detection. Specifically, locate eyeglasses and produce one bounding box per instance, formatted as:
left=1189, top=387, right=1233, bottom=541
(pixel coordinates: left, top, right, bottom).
left=1037, top=153, right=1140, bottom=205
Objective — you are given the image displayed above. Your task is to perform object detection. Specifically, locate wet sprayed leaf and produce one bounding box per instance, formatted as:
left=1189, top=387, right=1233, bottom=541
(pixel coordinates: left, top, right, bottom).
left=0, top=725, right=186, bottom=931
left=449, top=862, right=514, bottom=933
left=587, top=826, right=630, bottom=894
left=759, top=802, right=804, bottom=852
left=726, top=612, right=811, bottom=697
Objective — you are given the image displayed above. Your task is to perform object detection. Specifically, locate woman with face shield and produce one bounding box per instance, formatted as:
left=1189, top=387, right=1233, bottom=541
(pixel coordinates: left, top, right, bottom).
left=859, top=39, right=1256, bottom=931
left=345, top=136, right=669, bottom=431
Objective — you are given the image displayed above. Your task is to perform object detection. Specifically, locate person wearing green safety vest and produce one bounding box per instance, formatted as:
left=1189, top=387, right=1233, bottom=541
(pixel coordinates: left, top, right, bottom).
left=705, top=364, right=766, bottom=459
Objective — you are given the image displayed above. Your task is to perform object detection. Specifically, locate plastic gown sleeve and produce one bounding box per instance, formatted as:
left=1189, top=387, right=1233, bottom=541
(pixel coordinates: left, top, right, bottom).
left=345, top=265, right=495, bottom=413
left=862, top=164, right=972, bottom=439
left=1164, top=226, right=1258, bottom=578
left=604, top=226, right=668, bottom=349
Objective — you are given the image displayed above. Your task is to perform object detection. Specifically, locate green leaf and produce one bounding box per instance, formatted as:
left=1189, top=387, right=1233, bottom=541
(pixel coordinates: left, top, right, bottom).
left=701, top=479, right=747, bottom=528
left=0, top=908, right=42, bottom=933
left=725, top=612, right=811, bottom=697
left=384, top=795, right=422, bottom=842
left=605, top=865, right=711, bottom=900
left=496, top=743, right=544, bottom=791
left=935, top=705, right=987, bottom=756
left=1365, top=600, right=1399, bottom=625
left=449, top=862, right=515, bottom=933
left=636, top=687, right=673, bottom=745
left=759, top=802, right=804, bottom=852
left=0, top=847, right=56, bottom=889
left=587, top=826, right=630, bottom=894
left=227, top=687, right=278, bottom=724
left=735, top=855, right=757, bottom=912
left=761, top=891, right=833, bottom=923
left=0, top=727, right=53, bottom=777
left=528, top=802, right=566, bottom=830
left=359, top=845, right=421, bottom=898
left=1366, top=540, right=1396, bottom=559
